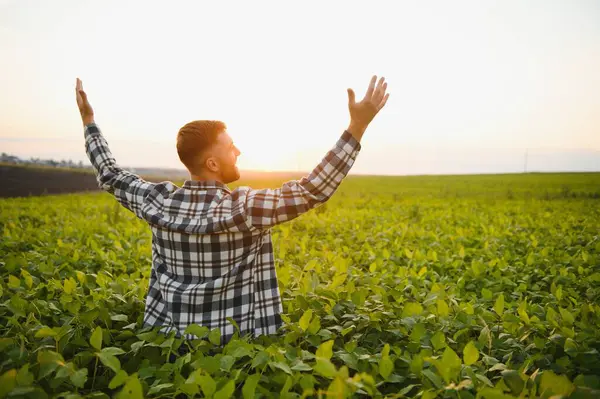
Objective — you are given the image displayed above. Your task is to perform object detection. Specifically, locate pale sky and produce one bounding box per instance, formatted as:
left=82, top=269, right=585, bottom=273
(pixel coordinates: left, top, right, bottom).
left=1, top=0, right=599, bottom=175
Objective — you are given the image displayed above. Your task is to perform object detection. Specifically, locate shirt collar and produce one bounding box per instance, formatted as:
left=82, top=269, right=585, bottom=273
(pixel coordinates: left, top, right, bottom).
left=182, top=179, right=231, bottom=193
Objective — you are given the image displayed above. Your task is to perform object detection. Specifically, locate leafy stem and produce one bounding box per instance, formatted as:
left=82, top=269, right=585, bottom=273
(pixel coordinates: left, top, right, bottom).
left=92, top=355, right=99, bottom=391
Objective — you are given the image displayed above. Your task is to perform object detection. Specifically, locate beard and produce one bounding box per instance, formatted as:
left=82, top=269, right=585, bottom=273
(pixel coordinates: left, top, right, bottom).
left=222, top=163, right=240, bottom=184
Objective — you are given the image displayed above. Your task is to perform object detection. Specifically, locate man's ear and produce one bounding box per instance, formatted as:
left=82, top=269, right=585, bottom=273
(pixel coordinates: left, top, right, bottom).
left=205, top=156, right=219, bottom=172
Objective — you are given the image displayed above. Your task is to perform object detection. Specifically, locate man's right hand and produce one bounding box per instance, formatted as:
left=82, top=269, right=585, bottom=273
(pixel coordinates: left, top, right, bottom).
left=76, top=78, right=95, bottom=126
left=346, top=75, right=390, bottom=142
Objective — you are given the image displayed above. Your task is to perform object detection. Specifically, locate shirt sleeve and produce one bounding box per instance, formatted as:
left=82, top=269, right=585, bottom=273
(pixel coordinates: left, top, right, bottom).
left=239, top=130, right=361, bottom=229
left=84, top=123, right=156, bottom=220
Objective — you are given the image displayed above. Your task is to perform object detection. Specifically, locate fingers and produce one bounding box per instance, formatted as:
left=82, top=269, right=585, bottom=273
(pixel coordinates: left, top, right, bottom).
left=347, top=88, right=356, bottom=106
left=75, top=78, right=85, bottom=104
left=372, top=78, right=387, bottom=104
left=377, top=93, right=390, bottom=111
left=364, top=75, right=377, bottom=100
left=75, top=78, right=81, bottom=102
left=75, top=78, right=89, bottom=103
left=365, top=76, right=387, bottom=105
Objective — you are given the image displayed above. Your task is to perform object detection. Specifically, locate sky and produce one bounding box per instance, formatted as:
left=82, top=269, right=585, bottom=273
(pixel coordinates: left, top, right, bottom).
left=0, top=0, right=599, bottom=175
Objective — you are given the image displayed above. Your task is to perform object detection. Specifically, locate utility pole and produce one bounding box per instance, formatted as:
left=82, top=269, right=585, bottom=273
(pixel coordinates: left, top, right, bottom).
left=524, top=148, right=528, bottom=173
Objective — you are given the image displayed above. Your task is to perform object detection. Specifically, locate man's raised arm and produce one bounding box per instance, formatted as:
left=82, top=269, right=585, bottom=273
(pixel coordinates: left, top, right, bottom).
left=239, top=75, right=390, bottom=229
left=76, top=78, right=156, bottom=219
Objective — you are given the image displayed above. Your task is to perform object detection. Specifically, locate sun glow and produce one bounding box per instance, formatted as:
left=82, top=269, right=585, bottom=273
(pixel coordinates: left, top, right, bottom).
left=234, top=134, right=299, bottom=172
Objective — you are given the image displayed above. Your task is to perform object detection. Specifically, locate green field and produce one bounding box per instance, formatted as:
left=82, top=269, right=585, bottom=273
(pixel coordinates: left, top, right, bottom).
left=1, top=173, right=599, bottom=398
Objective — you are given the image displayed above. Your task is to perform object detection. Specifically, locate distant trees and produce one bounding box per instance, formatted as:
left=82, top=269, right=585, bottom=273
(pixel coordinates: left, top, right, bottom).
left=0, top=152, right=92, bottom=170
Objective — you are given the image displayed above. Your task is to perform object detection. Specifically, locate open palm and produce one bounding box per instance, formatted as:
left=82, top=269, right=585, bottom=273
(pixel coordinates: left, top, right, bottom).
left=347, top=75, right=389, bottom=130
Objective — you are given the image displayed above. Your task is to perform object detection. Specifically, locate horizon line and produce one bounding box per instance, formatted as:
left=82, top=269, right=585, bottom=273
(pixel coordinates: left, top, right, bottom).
left=2, top=162, right=599, bottom=178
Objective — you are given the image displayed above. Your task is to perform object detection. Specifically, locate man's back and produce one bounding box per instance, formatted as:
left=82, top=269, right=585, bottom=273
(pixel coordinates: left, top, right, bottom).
left=143, top=180, right=283, bottom=345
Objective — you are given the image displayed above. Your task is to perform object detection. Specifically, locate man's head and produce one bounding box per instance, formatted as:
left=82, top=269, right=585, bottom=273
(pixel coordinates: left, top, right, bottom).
left=176, top=120, right=241, bottom=184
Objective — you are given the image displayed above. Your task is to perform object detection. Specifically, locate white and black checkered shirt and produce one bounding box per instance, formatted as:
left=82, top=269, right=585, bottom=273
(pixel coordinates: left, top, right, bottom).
left=84, top=123, right=361, bottom=345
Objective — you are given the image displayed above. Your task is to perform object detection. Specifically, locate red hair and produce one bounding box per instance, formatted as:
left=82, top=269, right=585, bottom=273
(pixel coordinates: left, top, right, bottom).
left=176, top=120, right=226, bottom=171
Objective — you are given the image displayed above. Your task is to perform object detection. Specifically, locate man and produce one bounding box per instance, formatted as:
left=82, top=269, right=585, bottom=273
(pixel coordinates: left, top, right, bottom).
left=76, top=76, right=389, bottom=346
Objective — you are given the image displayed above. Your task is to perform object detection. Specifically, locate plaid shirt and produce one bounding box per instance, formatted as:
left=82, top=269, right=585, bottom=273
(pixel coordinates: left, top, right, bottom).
left=84, top=123, right=361, bottom=345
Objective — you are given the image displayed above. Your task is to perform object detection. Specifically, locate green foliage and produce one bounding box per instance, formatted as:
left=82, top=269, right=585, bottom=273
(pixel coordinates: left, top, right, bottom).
left=463, top=341, right=479, bottom=365
left=1, top=173, right=600, bottom=397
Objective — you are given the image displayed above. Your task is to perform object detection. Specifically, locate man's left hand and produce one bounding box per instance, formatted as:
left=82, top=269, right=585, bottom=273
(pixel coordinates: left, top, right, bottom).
left=76, top=78, right=95, bottom=126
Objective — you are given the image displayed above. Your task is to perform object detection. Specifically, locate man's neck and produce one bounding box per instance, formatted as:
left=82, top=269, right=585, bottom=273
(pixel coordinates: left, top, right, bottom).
left=190, top=172, right=223, bottom=183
